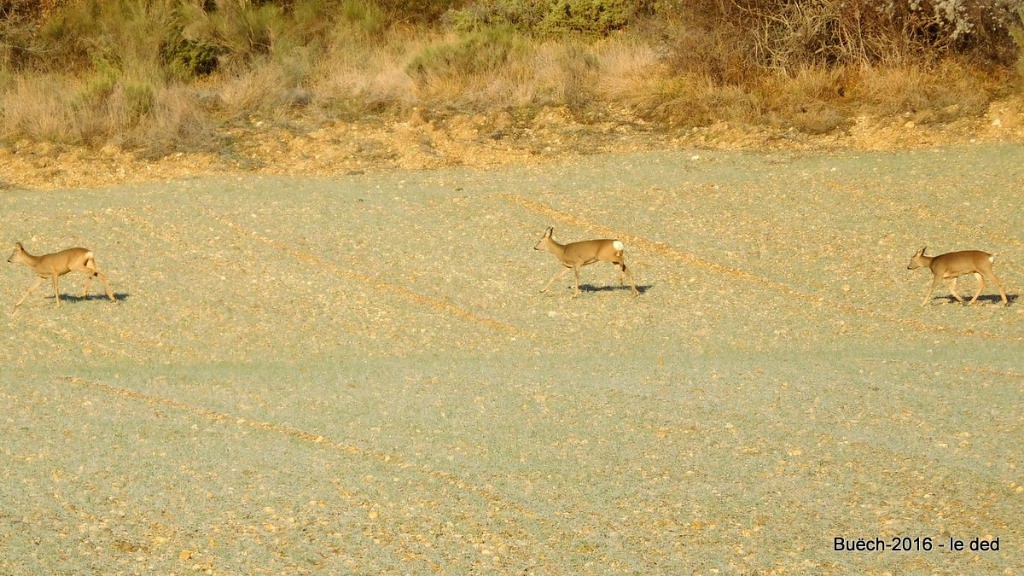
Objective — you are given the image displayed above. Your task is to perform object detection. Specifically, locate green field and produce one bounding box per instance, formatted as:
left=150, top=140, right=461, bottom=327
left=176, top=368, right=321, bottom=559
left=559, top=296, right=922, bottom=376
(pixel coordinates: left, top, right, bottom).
left=2, top=145, right=1022, bottom=574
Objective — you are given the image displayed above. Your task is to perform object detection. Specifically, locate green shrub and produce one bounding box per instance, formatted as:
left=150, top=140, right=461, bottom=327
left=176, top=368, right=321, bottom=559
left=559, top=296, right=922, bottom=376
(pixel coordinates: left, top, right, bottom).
left=450, top=0, right=650, bottom=37
left=376, top=0, right=466, bottom=23
left=290, top=0, right=334, bottom=39
left=338, top=0, right=389, bottom=36
left=407, top=26, right=526, bottom=79
left=219, top=2, right=282, bottom=61
left=538, top=0, right=640, bottom=36
left=120, top=80, right=155, bottom=120
left=448, top=0, right=547, bottom=33
left=162, top=37, right=221, bottom=79
left=73, top=59, right=120, bottom=111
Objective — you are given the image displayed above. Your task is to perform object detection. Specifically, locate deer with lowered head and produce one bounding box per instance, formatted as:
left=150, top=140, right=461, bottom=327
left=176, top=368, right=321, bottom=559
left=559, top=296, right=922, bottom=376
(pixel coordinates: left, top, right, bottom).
left=534, top=226, right=639, bottom=298
left=7, top=242, right=115, bottom=309
left=907, top=246, right=1008, bottom=307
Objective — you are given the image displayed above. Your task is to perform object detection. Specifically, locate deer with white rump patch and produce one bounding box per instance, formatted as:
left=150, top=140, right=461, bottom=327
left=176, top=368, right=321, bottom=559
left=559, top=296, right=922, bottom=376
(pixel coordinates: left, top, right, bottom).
left=7, top=242, right=115, bottom=309
left=907, top=247, right=1008, bottom=307
left=534, top=227, right=639, bottom=298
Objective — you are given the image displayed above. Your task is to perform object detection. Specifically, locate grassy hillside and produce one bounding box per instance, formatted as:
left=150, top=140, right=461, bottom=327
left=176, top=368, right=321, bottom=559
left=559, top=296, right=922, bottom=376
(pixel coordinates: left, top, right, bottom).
left=1, top=0, right=1023, bottom=156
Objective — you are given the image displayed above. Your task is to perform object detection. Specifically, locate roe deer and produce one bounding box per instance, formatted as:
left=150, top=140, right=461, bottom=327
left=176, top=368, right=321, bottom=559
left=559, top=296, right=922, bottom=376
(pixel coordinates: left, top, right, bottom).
left=7, top=242, right=115, bottom=309
left=907, top=246, right=1008, bottom=307
left=534, top=227, right=639, bottom=298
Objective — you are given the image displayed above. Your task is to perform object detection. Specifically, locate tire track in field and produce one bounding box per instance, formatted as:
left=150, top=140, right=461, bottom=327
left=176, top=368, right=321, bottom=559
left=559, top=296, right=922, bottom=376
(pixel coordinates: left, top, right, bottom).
left=206, top=211, right=526, bottom=337
left=0, top=311, right=60, bottom=362
left=110, top=207, right=368, bottom=358
left=58, top=374, right=558, bottom=566
left=502, top=193, right=1017, bottom=341
left=826, top=180, right=1024, bottom=252
left=825, top=179, right=1024, bottom=288
left=88, top=208, right=222, bottom=359
left=871, top=358, right=1024, bottom=382
left=85, top=315, right=169, bottom=359
left=4, top=257, right=148, bottom=361
left=2, top=286, right=131, bottom=360
left=32, top=319, right=133, bottom=360
left=113, top=207, right=377, bottom=351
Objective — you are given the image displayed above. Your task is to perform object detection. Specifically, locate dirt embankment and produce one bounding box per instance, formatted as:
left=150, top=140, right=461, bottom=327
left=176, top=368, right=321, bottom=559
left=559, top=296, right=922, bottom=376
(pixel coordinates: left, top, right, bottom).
left=3, top=97, right=1024, bottom=191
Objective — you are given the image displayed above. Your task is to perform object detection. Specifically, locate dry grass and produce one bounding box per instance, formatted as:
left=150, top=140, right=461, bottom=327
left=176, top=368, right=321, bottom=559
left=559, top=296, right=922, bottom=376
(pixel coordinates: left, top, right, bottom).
left=1, top=75, right=76, bottom=143
left=593, top=38, right=663, bottom=102
left=519, top=42, right=596, bottom=111
left=848, top=59, right=999, bottom=120
left=0, top=0, right=1021, bottom=155
left=315, top=34, right=419, bottom=112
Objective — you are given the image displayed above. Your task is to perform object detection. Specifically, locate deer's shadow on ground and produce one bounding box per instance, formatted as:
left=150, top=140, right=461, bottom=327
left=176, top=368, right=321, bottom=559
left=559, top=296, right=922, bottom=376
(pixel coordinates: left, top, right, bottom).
left=55, top=292, right=130, bottom=304
left=930, top=293, right=1016, bottom=306
left=577, top=283, right=653, bottom=295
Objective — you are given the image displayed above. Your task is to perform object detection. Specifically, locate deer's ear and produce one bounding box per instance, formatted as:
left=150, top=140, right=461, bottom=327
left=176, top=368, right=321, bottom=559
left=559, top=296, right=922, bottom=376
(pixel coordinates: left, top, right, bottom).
left=920, top=246, right=927, bottom=255
left=546, top=227, right=554, bottom=237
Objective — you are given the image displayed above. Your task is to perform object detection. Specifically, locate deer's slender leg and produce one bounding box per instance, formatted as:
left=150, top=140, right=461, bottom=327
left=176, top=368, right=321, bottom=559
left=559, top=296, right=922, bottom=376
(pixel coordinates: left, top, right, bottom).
left=968, top=272, right=984, bottom=305
left=14, top=277, right=45, bottom=308
left=922, top=276, right=943, bottom=306
left=541, top=266, right=571, bottom=293
left=947, top=277, right=964, bottom=303
left=988, top=272, right=1008, bottom=306
left=96, top=271, right=115, bottom=301
left=51, top=276, right=62, bottom=308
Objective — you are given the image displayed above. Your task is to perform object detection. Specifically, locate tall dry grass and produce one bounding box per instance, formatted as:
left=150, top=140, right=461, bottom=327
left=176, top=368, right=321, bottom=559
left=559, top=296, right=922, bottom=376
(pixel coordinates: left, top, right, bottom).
left=0, top=0, right=1022, bottom=155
